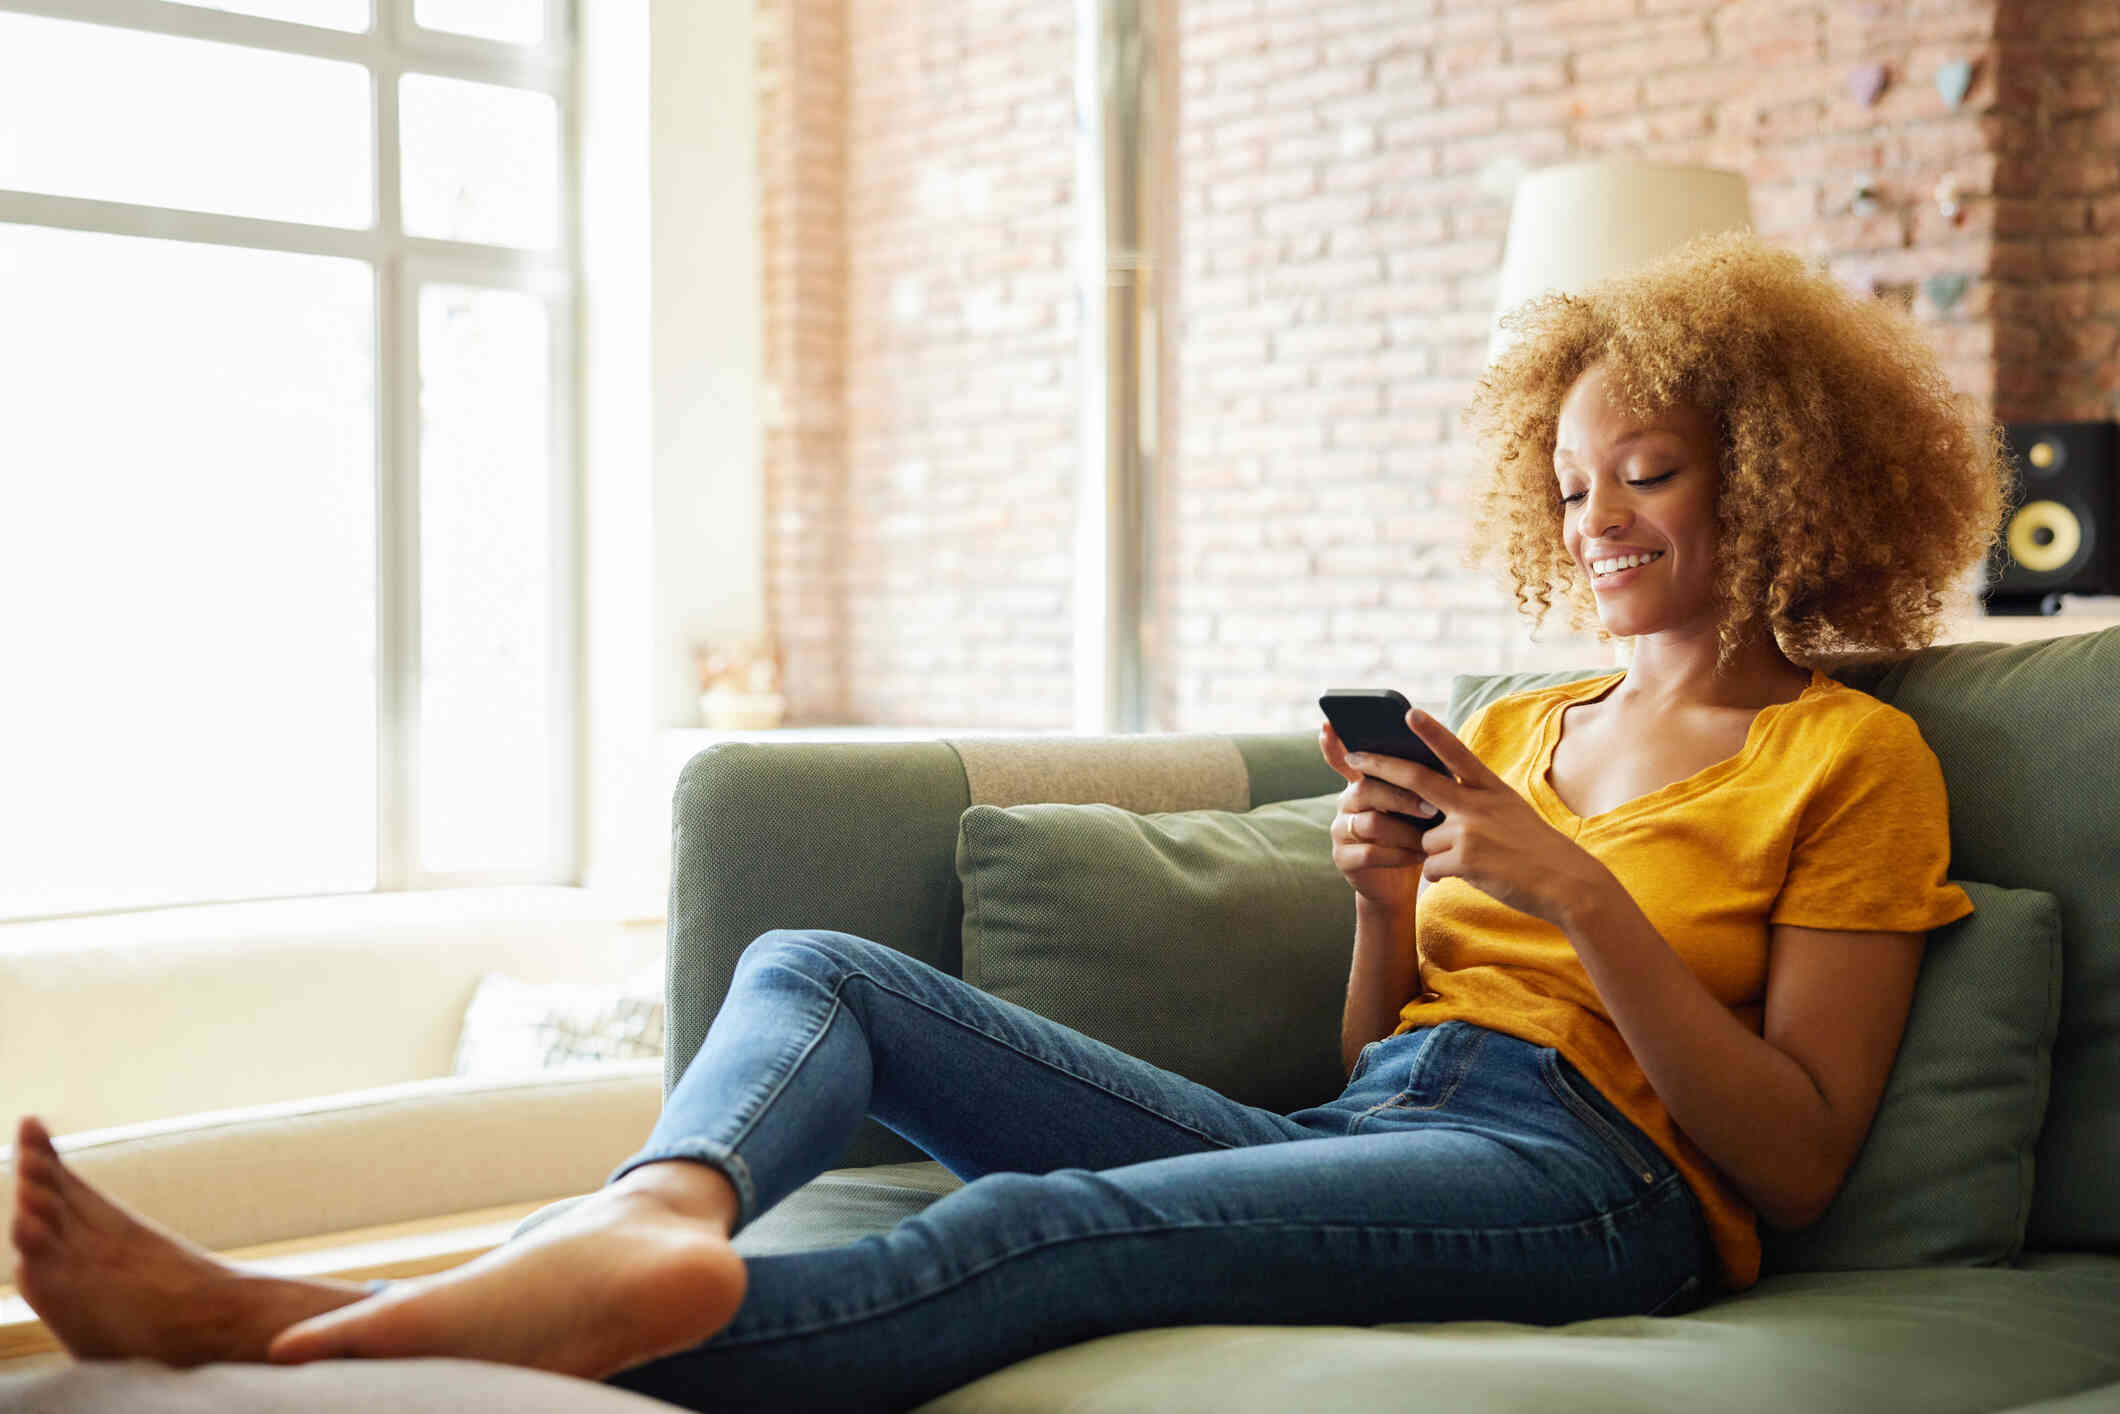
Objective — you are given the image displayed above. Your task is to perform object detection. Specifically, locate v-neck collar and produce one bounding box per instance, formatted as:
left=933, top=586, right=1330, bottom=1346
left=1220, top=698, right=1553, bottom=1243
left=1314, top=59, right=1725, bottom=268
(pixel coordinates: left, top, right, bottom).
left=1530, top=667, right=1830, bottom=830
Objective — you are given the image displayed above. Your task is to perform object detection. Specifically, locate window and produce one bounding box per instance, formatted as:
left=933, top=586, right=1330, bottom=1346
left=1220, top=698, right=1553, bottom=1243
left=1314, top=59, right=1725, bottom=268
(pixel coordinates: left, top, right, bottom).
left=0, top=0, right=578, bottom=921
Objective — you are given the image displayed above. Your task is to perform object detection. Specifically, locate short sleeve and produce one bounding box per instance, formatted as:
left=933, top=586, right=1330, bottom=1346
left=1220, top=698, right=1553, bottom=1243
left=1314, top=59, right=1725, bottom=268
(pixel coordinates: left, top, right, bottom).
left=1456, top=699, right=1498, bottom=755
left=1768, top=704, right=1977, bottom=934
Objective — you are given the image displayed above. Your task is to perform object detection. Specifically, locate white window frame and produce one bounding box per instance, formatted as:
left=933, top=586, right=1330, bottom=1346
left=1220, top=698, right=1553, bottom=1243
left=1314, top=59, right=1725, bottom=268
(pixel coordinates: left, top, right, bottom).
left=0, top=0, right=583, bottom=904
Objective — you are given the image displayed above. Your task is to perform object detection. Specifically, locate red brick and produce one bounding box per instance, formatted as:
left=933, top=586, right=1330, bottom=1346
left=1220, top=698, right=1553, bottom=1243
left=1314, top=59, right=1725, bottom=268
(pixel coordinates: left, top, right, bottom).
left=1597, top=29, right=1714, bottom=73
left=1380, top=103, right=1503, bottom=144
left=1442, top=59, right=1572, bottom=105
left=2053, top=235, right=2120, bottom=277
left=1505, top=0, right=1643, bottom=28
left=2055, top=1, right=2120, bottom=39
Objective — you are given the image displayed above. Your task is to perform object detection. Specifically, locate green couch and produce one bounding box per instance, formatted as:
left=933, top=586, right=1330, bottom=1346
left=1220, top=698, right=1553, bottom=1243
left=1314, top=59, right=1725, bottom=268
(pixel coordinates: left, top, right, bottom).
left=9, top=628, right=2117, bottom=1413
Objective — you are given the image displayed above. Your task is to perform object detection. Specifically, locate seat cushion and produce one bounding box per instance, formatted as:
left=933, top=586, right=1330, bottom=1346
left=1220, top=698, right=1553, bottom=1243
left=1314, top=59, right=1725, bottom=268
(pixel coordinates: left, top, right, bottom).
left=917, top=1255, right=2120, bottom=1414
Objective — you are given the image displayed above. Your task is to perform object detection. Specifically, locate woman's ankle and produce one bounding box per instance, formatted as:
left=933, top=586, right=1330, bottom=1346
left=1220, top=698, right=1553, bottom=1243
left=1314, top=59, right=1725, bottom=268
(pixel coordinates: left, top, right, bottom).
left=609, top=1161, right=742, bottom=1237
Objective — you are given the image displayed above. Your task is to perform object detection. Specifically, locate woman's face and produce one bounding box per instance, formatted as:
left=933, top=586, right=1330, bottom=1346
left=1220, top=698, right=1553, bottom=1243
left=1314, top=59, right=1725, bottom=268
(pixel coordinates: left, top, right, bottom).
left=1552, top=361, right=1724, bottom=639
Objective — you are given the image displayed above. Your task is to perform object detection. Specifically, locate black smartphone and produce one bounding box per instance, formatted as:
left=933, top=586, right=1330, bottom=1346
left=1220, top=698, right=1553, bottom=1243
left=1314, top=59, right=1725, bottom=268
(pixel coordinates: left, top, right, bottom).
left=1317, top=687, right=1449, bottom=829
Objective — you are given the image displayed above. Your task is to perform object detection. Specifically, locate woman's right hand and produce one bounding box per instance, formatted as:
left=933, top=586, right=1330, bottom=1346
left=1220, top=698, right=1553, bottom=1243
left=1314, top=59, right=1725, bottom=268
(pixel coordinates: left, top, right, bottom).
left=1320, top=718, right=1437, bottom=912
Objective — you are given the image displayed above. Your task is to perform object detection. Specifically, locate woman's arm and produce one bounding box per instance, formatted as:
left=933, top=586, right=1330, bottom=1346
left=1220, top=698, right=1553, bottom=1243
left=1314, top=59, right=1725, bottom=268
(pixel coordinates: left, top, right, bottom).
left=1556, top=872, right=1924, bottom=1232
left=1341, top=884, right=1427, bottom=1074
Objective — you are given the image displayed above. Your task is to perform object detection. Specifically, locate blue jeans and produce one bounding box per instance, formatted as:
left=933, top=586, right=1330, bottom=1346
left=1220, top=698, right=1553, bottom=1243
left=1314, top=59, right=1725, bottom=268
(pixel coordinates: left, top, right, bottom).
left=591, top=929, right=1711, bottom=1412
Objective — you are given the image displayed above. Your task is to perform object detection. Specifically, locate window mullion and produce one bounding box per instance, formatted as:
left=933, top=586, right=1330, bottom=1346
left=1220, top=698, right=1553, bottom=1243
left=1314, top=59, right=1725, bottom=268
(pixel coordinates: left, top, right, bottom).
left=375, top=8, right=417, bottom=892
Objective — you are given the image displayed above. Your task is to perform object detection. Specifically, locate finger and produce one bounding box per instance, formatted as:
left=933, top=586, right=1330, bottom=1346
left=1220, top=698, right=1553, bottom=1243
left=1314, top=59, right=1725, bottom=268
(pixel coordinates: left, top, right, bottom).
left=1318, top=723, right=1361, bottom=783
left=1404, top=707, right=1494, bottom=787
left=1343, top=750, right=1460, bottom=812
left=1342, top=809, right=1431, bottom=855
left=1407, top=708, right=1492, bottom=784
left=1347, top=775, right=1436, bottom=822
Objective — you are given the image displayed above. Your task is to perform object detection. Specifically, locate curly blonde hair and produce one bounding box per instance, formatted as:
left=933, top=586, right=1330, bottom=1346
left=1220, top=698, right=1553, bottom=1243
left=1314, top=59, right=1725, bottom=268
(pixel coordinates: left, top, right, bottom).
left=1462, top=229, right=2013, bottom=673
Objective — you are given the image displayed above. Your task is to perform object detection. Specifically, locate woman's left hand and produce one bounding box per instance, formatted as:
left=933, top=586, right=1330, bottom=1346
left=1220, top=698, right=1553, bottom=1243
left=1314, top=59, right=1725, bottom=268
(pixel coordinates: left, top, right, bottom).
left=1341, top=708, right=1613, bottom=930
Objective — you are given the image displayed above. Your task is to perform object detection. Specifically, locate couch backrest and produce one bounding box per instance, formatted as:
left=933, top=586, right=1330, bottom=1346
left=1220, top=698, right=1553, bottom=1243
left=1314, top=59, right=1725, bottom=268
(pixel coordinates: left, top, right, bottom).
left=1444, top=626, right=2120, bottom=1256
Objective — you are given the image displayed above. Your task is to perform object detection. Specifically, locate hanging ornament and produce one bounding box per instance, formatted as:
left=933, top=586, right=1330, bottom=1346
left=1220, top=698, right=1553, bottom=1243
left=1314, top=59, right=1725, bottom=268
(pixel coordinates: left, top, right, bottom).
left=1935, top=174, right=1965, bottom=226
left=1924, top=274, right=1970, bottom=313
left=1848, top=64, right=1888, bottom=107
left=1934, top=59, right=1974, bottom=109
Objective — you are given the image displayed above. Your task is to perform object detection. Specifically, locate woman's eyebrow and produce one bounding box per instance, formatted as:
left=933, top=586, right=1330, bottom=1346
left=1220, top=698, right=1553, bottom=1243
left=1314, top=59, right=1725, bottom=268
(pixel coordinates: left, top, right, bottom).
left=1554, top=429, right=1686, bottom=467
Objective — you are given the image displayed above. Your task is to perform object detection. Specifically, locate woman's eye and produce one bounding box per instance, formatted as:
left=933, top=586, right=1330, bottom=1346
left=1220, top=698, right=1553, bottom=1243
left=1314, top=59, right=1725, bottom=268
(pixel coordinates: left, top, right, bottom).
left=1558, top=470, right=1677, bottom=505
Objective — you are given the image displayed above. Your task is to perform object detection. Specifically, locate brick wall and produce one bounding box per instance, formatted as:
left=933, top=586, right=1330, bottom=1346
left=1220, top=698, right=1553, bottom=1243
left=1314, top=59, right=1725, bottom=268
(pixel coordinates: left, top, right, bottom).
left=758, top=0, right=2116, bottom=732
left=759, top=0, right=850, bottom=721
left=1989, top=0, right=2120, bottom=420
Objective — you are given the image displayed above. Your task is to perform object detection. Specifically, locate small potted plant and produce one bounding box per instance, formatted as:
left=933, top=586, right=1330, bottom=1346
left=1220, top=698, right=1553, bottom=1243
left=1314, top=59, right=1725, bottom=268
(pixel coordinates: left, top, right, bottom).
left=694, top=635, right=788, bottom=730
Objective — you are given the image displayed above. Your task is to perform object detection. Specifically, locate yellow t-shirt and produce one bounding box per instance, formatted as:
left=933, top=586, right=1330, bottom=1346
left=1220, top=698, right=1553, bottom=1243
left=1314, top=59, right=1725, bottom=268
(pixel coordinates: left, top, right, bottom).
left=1393, top=666, right=1975, bottom=1295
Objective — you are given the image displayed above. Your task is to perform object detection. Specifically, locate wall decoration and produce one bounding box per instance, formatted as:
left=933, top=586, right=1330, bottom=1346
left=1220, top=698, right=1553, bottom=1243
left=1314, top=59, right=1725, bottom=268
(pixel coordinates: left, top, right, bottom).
left=1934, top=59, right=1974, bottom=109
left=1848, top=63, right=1888, bottom=107
left=1924, top=273, right=1970, bottom=314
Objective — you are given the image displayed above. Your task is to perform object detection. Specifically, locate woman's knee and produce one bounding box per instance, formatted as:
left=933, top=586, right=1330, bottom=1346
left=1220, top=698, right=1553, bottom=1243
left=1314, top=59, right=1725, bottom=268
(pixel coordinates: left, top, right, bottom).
left=740, top=928, right=892, bottom=982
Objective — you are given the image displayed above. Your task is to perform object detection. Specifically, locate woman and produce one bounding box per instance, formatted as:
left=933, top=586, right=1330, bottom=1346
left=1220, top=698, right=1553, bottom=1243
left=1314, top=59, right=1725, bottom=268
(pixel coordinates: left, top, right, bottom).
left=10, top=231, right=2010, bottom=1410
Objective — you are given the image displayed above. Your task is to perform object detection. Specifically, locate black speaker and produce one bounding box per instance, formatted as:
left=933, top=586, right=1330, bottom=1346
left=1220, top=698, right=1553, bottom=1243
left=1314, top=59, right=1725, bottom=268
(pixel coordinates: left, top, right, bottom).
left=1983, top=420, right=2118, bottom=614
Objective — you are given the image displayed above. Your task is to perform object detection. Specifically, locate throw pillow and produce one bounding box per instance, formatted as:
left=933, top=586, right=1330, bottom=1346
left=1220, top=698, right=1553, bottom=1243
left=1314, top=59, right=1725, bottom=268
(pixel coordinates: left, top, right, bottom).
left=955, top=793, right=1353, bottom=1115
left=1762, top=878, right=2063, bottom=1274
left=453, top=968, right=666, bottom=1077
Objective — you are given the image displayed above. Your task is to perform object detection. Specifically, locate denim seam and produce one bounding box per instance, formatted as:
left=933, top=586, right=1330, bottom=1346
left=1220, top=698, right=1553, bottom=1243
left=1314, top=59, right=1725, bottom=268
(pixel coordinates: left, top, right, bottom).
left=711, top=1176, right=1696, bottom=1346
left=611, top=1142, right=758, bottom=1228
left=812, top=959, right=1249, bottom=1153
left=1381, top=1027, right=1490, bottom=1113
left=1536, top=1051, right=1660, bottom=1186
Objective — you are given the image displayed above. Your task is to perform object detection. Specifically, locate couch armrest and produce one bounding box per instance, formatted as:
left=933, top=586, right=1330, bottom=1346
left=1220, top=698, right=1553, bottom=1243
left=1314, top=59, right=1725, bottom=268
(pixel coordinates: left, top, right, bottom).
left=0, top=1059, right=661, bottom=1252
left=664, top=732, right=1338, bottom=1168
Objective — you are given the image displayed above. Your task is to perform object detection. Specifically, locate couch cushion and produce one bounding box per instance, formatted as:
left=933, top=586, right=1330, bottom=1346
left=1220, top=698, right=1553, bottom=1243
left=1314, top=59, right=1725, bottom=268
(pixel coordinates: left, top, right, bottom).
left=917, top=1255, right=2120, bottom=1414
left=954, top=794, right=1352, bottom=1114
left=1760, top=880, right=2062, bottom=1274
left=1820, top=627, right=2120, bottom=1253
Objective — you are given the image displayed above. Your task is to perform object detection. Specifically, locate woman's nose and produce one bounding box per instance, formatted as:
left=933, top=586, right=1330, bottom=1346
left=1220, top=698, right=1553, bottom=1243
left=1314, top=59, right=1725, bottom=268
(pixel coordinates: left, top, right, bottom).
left=1581, top=483, right=1632, bottom=537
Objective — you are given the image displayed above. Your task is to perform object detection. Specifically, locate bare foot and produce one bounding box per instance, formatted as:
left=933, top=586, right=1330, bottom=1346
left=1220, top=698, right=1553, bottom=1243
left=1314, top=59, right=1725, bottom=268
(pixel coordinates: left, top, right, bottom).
left=9, top=1115, right=372, bottom=1365
left=264, top=1164, right=749, bottom=1381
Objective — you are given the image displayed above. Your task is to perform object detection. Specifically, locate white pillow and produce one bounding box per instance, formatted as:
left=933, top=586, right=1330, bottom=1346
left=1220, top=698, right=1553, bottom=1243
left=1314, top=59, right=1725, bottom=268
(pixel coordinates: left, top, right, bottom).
left=452, top=968, right=665, bottom=1076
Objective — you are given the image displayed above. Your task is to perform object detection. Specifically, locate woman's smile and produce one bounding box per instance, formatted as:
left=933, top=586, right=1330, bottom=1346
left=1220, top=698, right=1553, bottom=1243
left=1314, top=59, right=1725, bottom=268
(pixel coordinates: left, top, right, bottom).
left=1591, top=550, right=1665, bottom=591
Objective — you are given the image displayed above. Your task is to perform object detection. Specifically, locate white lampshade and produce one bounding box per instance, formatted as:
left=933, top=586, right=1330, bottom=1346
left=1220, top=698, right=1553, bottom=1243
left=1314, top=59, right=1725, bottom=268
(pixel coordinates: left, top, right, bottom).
left=1487, top=159, right=1753, bottom=365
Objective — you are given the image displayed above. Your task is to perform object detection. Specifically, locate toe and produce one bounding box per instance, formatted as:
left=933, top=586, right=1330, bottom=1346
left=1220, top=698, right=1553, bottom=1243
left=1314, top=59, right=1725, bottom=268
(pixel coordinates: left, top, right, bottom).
left=266, top=1314, right=349, bottom=1365
left=12, top=1207, right=55, bottom=1258
left=19, top=1185, right=63, bottom=1231
left=17, top=1118, right=55, bottom=1161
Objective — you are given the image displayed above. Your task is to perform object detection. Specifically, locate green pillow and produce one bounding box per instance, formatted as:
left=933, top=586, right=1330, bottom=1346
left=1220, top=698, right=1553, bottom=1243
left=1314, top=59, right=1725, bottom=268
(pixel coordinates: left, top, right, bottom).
left=1762, top=879, right=2062, bottom=1274
left=955, top=793, right=1353, bottom=1116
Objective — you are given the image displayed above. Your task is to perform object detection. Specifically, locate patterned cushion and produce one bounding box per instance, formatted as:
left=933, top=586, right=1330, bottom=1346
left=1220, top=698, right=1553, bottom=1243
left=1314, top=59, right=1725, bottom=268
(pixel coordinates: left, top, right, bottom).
left=453, top=969, right=665, bottom=1075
